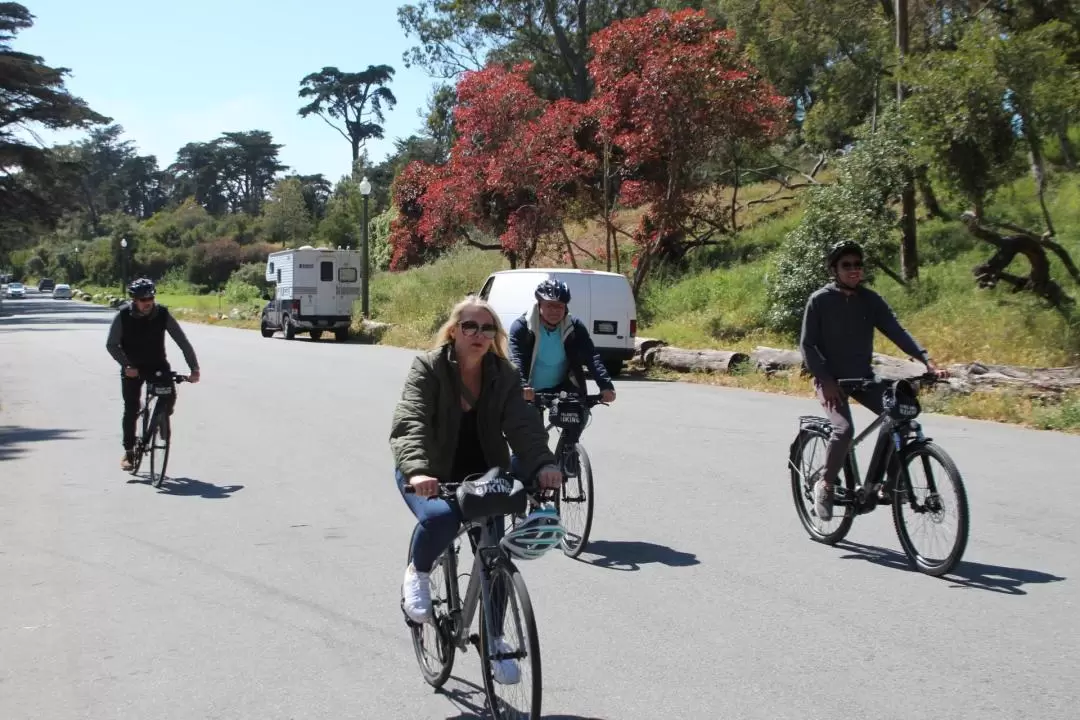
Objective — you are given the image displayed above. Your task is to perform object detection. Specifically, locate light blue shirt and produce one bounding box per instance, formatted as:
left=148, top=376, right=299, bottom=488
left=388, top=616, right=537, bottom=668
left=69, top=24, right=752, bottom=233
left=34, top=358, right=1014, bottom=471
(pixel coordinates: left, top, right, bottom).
left=531, top=325, right=568, bottom=390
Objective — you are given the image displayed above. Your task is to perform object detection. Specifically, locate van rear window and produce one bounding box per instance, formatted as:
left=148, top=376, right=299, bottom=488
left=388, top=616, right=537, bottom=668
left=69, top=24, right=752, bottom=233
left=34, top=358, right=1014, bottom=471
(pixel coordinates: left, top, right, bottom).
left=339, top=267, right=358, bottom=283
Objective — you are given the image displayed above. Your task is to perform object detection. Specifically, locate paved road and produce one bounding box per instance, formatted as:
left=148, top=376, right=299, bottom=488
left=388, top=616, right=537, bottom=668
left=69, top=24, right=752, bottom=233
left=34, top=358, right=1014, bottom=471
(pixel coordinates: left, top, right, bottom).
left=2, top=293, right=1078, bottom=720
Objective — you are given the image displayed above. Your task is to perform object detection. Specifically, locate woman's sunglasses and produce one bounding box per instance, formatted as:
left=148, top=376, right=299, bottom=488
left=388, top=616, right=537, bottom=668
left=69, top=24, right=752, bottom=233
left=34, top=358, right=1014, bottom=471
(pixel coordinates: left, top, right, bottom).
left=839, top=261, right=864, bottom=270
left=459, top=320, right=497, bottom=339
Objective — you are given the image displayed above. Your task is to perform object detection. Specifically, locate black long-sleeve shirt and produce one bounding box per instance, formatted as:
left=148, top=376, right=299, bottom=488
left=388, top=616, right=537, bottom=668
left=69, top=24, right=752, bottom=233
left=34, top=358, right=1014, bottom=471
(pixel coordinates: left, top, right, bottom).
left=106, top=305, right=200, bottom=371
left=799, top=283, right=927, bottom=383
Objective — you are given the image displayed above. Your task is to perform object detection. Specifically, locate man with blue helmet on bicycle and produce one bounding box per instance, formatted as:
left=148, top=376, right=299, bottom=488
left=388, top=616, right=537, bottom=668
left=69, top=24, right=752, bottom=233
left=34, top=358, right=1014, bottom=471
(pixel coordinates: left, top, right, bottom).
left=508, top=279, right=616, bottom=405
left=106, top=278, right=201, bottom=471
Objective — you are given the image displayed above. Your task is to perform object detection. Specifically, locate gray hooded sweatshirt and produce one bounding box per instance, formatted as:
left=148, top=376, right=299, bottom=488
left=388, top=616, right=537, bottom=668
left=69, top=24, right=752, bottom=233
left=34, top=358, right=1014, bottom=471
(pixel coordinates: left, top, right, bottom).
left=799, top=282, right=927, bottom=383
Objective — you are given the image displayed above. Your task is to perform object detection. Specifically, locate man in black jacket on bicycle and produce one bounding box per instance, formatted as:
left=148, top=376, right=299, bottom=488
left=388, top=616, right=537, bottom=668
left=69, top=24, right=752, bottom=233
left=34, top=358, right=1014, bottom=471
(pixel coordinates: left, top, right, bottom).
left=799, top=241, right=946, bottom=522
left=106, top=278, right=201, bottom=471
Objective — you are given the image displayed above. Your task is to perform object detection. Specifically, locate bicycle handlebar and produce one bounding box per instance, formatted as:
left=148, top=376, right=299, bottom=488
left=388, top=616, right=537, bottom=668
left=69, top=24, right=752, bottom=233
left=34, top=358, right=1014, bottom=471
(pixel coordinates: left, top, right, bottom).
left=530, top=391, right=607, bottom=408
left=140, top=370, right=190, bottom=383
left=835, top=371, right=944, bottom=392
left=402, top=477, right=553, bottom=499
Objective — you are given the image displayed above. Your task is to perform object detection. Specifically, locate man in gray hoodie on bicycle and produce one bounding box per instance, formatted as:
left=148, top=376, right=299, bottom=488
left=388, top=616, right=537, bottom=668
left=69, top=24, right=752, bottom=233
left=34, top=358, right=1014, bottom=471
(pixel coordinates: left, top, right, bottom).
left=799, top=241, right=947, bottom=522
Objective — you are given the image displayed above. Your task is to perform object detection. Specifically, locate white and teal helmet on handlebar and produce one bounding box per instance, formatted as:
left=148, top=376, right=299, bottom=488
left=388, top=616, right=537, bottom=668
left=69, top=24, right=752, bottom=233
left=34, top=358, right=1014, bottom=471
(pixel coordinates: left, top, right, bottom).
left=500, top=506, right=566, bottom=560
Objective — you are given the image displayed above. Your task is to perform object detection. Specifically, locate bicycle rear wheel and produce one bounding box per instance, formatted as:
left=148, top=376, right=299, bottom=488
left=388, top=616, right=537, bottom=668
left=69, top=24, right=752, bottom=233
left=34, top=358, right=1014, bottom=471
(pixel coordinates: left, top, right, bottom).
left=789, top=424, right=856, bottom=545
left=479, top=559, right=541, bottom=720
left=557, top=443, right=594, bottom=558
left=404, top=525, right=457, bottom=688
left=149, top=412, right=170, bottom=488
left=893, top=442, right=970, bottom=577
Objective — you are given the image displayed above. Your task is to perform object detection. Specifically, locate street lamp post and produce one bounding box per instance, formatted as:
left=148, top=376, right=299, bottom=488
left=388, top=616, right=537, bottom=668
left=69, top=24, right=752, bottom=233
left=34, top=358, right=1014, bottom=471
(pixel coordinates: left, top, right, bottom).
left=120, top=238, right=128, bottom=293
left=358, top=176, right=372, bottom=318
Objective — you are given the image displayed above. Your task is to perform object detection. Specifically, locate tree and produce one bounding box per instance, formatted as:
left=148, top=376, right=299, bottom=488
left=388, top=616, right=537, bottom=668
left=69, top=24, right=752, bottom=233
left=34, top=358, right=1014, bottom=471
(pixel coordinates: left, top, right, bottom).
left=218, top=130, right=287, bottom=215
left=397, top=0, right=660, bottom=101
left=587, top=8, right=788, bottom=293
left=298, top=65, right=398, bottom=166
left=387, top=62, right=597, bottom=270
left=262, top=177, right=314, bottom=245
left=0, top=2, right=108, bottom=248
left=388, top=9, right=787, bottom=291
left=168, top=131, right=286, bottom=215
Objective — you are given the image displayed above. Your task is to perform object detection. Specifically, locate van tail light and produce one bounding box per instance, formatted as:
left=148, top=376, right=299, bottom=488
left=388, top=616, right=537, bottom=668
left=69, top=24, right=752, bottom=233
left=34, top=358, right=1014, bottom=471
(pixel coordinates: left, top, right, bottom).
left=292, top=299, right=301, bottom=314
left=630, top=319, right=637, bottom=337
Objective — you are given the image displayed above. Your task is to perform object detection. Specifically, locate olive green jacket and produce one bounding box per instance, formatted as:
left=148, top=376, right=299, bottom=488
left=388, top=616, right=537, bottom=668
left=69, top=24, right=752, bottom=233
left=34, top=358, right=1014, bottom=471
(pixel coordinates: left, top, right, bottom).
left=389, top=344, right=557, bottom=482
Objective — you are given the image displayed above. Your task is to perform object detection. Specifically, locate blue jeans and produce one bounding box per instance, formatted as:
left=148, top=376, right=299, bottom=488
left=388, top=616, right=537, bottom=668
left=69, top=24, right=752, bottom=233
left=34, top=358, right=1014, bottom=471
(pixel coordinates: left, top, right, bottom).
left=396, top=469, right=507, bottom=573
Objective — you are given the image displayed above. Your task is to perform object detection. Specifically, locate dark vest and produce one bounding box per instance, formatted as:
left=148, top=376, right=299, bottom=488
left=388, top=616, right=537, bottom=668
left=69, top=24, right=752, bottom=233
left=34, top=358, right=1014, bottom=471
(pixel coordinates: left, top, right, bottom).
left=119, top=303, right=170, bottom=369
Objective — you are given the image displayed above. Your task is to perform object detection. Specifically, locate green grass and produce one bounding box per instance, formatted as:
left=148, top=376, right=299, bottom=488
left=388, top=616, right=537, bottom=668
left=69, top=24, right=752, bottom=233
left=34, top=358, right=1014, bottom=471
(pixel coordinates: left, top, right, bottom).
left=360, top=245, right=510, bottom=347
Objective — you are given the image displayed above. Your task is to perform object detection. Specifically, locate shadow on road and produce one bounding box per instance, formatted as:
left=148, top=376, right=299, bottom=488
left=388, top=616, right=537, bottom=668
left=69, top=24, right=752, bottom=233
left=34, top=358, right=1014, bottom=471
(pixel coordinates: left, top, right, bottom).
left=0, top=426, right=80, bottom=461
left=127, top=474, right=244, bottom=499
left=576, top=539, right=700, bottom=571
left=439, top=676, right=609, bottom=720
left=835, top=541, right=1066, bottom=595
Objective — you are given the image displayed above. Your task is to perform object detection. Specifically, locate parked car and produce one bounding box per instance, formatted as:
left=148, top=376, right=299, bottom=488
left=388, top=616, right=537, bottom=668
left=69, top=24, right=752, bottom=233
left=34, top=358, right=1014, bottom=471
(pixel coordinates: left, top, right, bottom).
left=5, top=282, right=26, bottom=298
left=38, top=277, right=55, bottom=293
left=52, top=283, right=73, bottom=299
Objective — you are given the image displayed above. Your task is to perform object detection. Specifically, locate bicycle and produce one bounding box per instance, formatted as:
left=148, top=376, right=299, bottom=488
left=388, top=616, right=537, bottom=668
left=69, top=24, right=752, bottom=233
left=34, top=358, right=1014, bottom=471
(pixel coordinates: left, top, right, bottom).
left=401, top=468, right=558, bottom=720
left=788, top=372, right=970, bottom=577
left=527, top=391, right=607, bottom=558
left=127, top=370, right=189, bottom=488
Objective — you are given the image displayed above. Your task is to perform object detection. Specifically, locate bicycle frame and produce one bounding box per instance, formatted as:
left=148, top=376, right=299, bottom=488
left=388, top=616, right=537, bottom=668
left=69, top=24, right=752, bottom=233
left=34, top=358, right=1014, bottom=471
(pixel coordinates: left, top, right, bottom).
left=441, top=514, right=519, bottom=655
left=839, top=402, right=928, bottom=509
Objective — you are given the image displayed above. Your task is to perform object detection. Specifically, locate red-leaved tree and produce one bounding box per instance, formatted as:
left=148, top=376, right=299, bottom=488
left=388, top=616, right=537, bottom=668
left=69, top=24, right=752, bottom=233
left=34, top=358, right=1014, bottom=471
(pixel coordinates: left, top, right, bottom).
left=388, top=9, right=789, bottom=293
left=587, top=8, right=789, bottom=293
left=388, top=63, right=596, bottom=270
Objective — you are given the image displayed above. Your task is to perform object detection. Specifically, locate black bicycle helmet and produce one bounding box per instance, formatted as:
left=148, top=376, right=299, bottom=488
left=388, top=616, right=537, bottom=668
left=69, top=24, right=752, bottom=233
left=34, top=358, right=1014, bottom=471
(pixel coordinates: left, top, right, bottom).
left=535, top=279, right=571, bottom=304
left=826, top=240, right=865, bottom=269
left=128, top=277, right=156, bottom=299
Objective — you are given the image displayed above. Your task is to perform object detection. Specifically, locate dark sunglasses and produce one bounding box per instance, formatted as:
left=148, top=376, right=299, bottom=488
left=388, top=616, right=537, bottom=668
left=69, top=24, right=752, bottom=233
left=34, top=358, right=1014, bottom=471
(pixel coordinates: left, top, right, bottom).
left=459, top=320, right=497, bottom=338
left=839, top=261, right=864, bottom=270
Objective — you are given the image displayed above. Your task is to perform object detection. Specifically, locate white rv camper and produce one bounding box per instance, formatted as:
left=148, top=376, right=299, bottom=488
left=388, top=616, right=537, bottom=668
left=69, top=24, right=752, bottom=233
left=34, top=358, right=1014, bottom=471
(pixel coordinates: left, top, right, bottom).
left=260, top=246, right=361, bottom=341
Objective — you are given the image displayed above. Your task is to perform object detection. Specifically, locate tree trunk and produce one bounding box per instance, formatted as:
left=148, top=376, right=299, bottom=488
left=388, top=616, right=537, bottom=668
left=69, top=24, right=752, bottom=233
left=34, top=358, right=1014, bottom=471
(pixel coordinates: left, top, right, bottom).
left=1019, top=110, right=1055, bottom=236
left=915, top=165, right=947, bottom=219
left=961, top=212, right=1071, bottom=307
left=896, top=0, right=918, bottom=279
left=1057, top=121, right=1076, bottom=169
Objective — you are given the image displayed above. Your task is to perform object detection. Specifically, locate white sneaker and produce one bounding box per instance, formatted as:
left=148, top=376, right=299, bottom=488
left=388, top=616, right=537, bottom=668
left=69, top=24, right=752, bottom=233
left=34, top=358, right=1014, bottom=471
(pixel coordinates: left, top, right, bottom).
left=491, top=635, right=521, bottom=685
left=402, top=563, right=432, bottom=623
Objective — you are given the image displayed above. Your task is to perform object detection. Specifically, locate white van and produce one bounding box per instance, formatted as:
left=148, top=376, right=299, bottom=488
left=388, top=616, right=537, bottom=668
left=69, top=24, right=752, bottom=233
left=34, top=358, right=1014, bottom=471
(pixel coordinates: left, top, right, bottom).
left=478, top=268, right=637, bottom=376
left=261, top=246, right=362, bottom=341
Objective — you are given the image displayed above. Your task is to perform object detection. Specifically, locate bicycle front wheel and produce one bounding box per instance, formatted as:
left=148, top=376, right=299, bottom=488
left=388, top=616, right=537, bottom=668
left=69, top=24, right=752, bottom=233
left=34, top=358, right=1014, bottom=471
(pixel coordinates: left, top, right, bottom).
left=558, top=443, right=594, bottom=558
left=893, top=442, right=970, bottom=577
left=405, top=525, right=457, bottom=688
left=479, top=561, right=541, bottom=720
left=149, top=413, right=170, bottom=488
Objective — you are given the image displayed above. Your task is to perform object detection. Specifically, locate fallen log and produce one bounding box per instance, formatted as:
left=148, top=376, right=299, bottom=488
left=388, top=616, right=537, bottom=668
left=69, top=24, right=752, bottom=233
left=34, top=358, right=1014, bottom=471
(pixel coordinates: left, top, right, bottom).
left=749, top=346, right=804, bottom=374
left=634, top=336, right=667, bottom=361
left=943, top=362, right=1080, bottom=395
left=643, top=345, right=749, bottom=374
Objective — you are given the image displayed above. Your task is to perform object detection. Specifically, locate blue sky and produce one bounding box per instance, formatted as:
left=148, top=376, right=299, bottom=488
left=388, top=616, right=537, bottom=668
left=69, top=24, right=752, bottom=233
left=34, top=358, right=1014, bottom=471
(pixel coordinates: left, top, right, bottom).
left=17, top=0, right=444, bottom=184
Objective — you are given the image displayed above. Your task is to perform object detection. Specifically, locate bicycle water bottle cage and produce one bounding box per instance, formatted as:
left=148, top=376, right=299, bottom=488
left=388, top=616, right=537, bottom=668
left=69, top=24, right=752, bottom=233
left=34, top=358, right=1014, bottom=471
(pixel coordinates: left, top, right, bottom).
left=883, top=379, right=921, bottom=421
left=455, top=467, right=528, bottom=521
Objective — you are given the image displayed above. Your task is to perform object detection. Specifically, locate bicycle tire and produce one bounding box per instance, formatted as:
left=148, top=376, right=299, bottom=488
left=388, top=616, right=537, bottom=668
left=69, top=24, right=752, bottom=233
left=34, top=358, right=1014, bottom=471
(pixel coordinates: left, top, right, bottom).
left=789, top=425, right=855, bottom=545
left=405, top=525, right=457, bottom=688
left=559, top=443, right=595, bottom=559
left=129, top=399, right=154, bottom=476
left=892, top=442, right=970, bottom=577
left=149, top=410, right=169, bottom=490
left=478, top=560, right=541, bottom=720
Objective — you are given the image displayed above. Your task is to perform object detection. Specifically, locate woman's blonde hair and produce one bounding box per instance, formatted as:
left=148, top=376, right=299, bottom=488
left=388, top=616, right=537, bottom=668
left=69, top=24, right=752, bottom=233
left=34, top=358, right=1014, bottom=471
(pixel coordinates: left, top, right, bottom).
left=433, top=295, right=510, bottom=359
